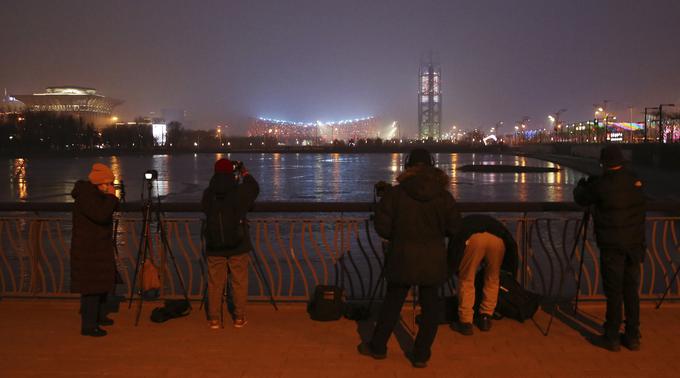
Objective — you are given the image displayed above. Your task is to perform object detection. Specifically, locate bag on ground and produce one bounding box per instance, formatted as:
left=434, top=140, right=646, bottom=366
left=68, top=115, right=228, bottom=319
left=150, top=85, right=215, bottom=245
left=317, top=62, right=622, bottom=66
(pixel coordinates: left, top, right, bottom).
left=308, top=285, right=345, bottom=321
left=495, top=270, right=541, bottom=322
left=142, top=260, right=161, bottom=293
left=150, top=300, right=191, bottom=323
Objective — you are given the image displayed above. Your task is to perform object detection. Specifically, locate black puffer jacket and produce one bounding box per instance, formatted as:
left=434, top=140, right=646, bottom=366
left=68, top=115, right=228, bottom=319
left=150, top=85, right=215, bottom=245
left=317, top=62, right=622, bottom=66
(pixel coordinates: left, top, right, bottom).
left=374, top=165, right=461, bottom=286
left=201, top=173, right=259, bottom=257
left=70, top=181, right=119, bottom=294
left=573, top=167, right=646, bottom=257
left=448, top=214, right=519, bottom=277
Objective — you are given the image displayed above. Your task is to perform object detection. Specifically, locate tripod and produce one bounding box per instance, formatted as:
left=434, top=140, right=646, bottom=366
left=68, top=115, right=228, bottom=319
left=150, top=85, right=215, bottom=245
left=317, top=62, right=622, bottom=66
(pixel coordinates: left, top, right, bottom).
left=128, top=177, right=191, bottom=326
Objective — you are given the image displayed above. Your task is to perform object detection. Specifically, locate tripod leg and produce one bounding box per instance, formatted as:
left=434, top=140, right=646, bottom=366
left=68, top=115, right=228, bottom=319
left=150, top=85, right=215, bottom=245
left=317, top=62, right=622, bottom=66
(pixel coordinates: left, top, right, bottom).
left=250, top=250, right=278, bottom=311
left=157, top=214, right=191, bottom=307
left=656, top=265, right=680, bottom=309
left=134, top=220, right=151, bottom=326
left=128, top=209, right=150, bottom=309
left=574, top=211, right=590, bottom=314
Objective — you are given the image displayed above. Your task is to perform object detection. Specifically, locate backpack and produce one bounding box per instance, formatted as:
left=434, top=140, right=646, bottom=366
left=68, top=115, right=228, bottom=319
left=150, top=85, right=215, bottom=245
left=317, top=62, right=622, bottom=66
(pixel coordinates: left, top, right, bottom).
left=495, top=271, right=541, bottom=322
left=205, top=192, right=244, bottom=250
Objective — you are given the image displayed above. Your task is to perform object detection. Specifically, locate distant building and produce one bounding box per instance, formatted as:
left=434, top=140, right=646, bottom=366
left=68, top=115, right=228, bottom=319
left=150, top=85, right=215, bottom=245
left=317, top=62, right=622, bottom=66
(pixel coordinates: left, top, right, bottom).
left=0, top=89, right=24, bottom=115
left=13, top=86, right=122, bottom=128
left=116, top=117, right=167, bottom=146
left=418, top=60, right=442, bottom=140
left=250, top=117, right=377, bottom=145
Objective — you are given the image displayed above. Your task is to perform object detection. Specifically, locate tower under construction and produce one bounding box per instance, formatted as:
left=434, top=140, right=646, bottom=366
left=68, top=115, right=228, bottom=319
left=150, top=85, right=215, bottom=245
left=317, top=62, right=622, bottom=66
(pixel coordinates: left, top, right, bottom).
left=418, top=60, right=442, bottom=140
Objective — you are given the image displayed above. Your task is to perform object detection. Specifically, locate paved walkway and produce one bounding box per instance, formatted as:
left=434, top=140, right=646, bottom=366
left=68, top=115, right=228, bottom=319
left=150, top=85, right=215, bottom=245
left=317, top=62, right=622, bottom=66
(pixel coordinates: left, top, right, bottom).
left=1, top=299, right=680, bottom=377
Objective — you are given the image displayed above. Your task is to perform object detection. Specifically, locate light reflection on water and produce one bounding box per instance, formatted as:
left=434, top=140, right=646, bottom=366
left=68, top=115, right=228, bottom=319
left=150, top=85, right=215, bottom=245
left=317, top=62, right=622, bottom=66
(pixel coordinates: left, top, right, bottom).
left=0, top=153, right=588, bottom=203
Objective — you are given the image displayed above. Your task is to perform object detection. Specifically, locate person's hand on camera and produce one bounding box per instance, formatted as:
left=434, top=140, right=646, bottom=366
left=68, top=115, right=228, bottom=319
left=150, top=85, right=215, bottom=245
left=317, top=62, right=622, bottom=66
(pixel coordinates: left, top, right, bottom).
left=239, top=163, right=249, bottom=176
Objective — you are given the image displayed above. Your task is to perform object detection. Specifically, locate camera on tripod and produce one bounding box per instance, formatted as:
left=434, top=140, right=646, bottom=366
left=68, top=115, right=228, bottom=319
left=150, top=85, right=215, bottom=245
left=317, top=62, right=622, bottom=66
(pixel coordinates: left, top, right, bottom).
left=233, top=161, right=244, bottom=174
left=144, top=169, right=159, bottom=181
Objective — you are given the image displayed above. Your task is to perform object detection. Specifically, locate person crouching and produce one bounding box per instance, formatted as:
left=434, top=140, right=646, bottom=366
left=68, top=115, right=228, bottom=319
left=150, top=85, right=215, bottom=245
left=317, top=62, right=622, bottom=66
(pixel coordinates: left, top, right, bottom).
left=449, top=214, right=518, bottom=335
left=70, top=163, right=120, bottom=337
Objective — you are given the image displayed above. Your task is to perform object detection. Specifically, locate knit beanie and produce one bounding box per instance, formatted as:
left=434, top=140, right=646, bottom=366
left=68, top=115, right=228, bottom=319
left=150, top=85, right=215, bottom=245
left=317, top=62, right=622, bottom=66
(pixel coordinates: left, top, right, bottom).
left=600, top=145, right=624, bottom=168
left=88, top=163, right=115, bottom=185
left=406, top=148, right=434, bottom=168
left=214, top=158, right=234, bottom=174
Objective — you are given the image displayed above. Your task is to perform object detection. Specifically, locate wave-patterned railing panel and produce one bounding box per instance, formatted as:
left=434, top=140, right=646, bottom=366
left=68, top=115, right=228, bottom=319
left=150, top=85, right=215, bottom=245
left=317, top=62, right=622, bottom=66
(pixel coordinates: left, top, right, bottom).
left=0, top=210, right=679, bottom=302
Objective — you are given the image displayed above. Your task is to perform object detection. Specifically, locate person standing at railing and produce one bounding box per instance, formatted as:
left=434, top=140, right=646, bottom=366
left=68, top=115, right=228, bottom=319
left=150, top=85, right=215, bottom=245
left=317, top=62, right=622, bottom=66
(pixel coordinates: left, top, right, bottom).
left=449, top=214, right=518, bottom=335
left=202, top=158, right=259, bottom=329
left=574, top=144, right=646, bottom=352
left=358, top=148, right=461, bottom=368
left=70, top=163, right=120, bottom=337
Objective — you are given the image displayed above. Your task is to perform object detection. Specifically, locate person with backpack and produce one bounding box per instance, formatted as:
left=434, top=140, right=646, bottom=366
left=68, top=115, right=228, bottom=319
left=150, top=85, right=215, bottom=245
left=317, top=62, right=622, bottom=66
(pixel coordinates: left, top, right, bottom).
left=358, top=148, right=461, bottom=368
left=70, top=163, right=120, bottom=337
left=448, top=214, right=518, bottom=335
left=202, top=158, right=259, bottom=329
left=573, top=145, right=646, bottom=352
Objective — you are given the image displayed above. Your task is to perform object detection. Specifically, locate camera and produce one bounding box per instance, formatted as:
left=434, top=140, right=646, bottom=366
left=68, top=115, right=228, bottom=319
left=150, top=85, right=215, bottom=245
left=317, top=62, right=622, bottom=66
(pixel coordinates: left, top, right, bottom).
left=374, top=181, right=392, bottom=198
left=144, top=169, right=159, bottom=181
left=233, top=161, right=244, bottom=174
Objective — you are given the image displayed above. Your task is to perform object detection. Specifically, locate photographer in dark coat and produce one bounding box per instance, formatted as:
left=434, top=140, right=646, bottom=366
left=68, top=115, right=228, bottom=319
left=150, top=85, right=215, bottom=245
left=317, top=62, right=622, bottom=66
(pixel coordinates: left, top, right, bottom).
left=202, top=158, right=259, bottom=329
left=573, top=145, right=646, bottom=351
left=358, top=148, right=461, bottom=368
left=70, top=163, right=120, bottom=337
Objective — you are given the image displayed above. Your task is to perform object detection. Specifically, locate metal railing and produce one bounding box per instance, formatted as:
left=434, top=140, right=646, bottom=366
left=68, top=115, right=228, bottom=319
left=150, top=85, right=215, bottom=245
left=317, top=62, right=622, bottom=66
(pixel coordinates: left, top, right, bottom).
left=1, top=202, right=679, bottom=303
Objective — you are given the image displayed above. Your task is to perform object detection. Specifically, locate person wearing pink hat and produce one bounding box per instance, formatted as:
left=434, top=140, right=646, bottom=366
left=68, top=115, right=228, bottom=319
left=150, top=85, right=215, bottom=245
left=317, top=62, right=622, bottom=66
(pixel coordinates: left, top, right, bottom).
left=70, top=163, right=120, bottom=337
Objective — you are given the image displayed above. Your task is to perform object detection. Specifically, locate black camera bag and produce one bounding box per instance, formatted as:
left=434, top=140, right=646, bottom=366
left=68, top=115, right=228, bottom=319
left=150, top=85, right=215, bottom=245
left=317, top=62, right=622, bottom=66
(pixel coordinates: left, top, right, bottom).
left=308, top=285, right=345, bottom=321
left=495, top=271, right=540, bottom=322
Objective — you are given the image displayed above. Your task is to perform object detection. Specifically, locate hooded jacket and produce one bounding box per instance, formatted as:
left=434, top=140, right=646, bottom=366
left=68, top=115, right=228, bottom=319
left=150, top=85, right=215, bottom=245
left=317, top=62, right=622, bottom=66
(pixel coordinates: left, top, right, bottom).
left=70, top=180, right=119, bottom=294
left=573, top=167, right=646, bottom=258
left=201, top=173, right=259, bottom=257
left=374, top=165, right=461, bottom=285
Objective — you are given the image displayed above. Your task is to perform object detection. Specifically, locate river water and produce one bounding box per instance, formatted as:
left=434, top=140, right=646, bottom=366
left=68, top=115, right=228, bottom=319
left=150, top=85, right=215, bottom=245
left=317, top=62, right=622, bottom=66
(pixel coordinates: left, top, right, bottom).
left=1, top=153, right=586, bottom=203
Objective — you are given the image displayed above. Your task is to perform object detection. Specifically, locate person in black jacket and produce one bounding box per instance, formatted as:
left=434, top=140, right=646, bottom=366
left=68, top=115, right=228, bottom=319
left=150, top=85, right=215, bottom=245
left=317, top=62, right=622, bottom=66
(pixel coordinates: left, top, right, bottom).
left=573, top=145, right=646, bottom=352
left=448, top=214, right=518, bottom=335
left=70, top=163, right=120, bottom=337
left=358, top=148, right=461, bottom=368
left=202, top=158, right=259, bottom=329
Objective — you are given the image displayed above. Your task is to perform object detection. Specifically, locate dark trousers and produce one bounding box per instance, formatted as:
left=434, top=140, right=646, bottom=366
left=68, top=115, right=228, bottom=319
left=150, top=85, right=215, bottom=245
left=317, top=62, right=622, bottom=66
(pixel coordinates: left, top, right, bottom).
left=600, top=249, right=641, bottom=340
left=370, top=283, right=439, bottom=362
left=80, top=293, right=107, bottom=331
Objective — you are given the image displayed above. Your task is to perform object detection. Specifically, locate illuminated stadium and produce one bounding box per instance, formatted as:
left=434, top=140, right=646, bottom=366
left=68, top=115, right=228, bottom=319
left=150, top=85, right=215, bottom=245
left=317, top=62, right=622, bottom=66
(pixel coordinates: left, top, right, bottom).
left=13, top=86, right=123, bottom=128
left=250, top=116, right=378, bottom=144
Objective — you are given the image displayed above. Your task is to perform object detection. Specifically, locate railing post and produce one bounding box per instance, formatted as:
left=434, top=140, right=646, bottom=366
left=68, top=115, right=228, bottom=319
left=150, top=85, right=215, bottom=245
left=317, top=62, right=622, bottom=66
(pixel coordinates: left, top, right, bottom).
left=522, top=212, right=529, bottom=288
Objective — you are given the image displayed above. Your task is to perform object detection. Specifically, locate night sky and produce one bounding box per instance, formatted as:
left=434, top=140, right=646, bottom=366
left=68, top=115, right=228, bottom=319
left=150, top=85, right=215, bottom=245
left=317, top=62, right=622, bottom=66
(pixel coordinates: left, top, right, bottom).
left=2, top=0, right=679, bottom=136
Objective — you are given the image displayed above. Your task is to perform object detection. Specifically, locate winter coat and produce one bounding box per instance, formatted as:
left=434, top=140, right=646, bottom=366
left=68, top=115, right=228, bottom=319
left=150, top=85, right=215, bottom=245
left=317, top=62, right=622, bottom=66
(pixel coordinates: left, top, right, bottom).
left=573, top=167, right=646, bottom=260
left=201, top=173, right=259, bottom=257
left=448, top=214, right=519, bottom=277
left=374, top=165, right=461, bottom=286
left=70, top=180, right=119, bottom=294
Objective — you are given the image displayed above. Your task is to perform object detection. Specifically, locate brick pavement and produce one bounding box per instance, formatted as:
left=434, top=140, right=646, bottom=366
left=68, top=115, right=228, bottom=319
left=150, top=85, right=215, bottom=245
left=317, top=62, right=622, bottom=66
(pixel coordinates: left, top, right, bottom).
left=1, top=299, right=679, bottom=377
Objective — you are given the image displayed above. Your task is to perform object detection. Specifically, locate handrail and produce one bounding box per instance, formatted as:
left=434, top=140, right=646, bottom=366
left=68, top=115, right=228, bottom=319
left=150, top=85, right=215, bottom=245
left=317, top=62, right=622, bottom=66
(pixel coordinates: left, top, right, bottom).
left=1, top=201, right=679, bottom=213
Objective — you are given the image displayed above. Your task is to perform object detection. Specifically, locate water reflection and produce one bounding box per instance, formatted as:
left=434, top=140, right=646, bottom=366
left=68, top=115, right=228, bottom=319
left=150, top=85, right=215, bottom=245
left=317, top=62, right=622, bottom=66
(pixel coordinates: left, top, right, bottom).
left=11, top=158, right=28, bottom=201
left=152, top=155, right=170, bottom=197
left=1, top=153, right=587, bottom=203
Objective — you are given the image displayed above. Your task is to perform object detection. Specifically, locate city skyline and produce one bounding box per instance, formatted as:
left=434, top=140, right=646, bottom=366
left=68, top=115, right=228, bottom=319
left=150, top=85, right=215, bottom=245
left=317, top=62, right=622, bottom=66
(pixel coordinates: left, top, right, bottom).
left=1, top=0, right=679, bottom=135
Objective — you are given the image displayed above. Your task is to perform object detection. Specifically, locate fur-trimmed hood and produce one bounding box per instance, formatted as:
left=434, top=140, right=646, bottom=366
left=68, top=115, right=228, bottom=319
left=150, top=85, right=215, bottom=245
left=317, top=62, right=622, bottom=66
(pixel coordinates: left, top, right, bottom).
left=396, top=165, right=450, bottom=202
